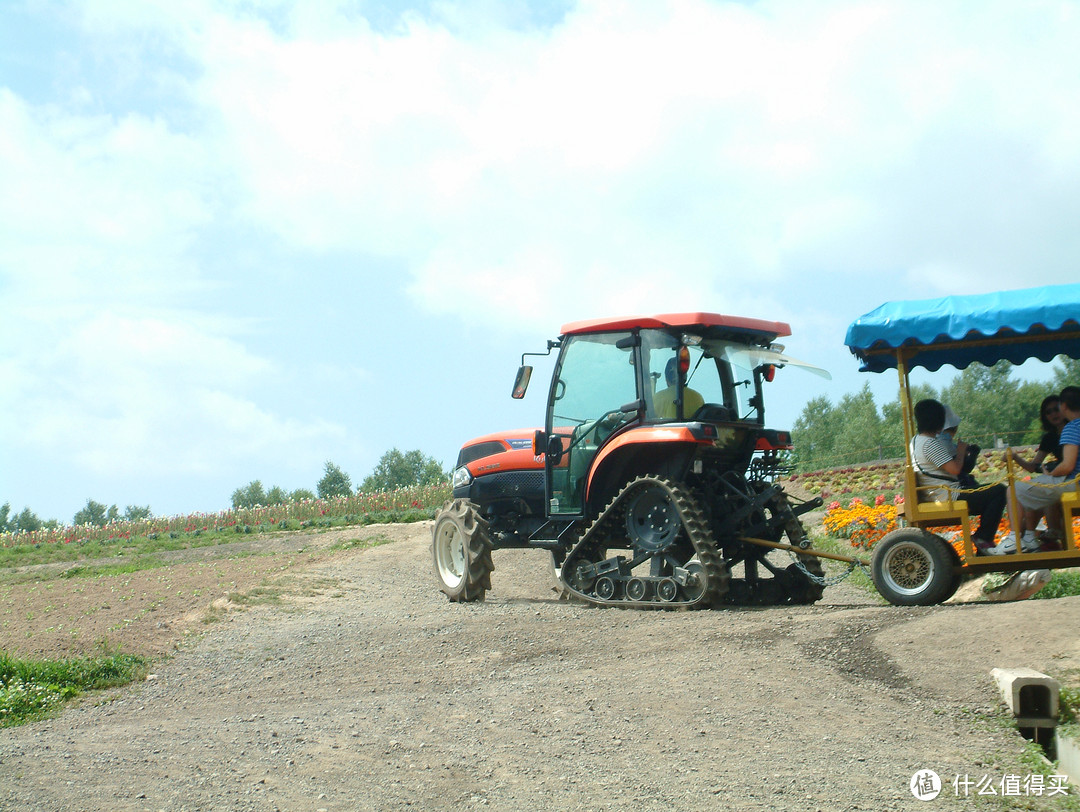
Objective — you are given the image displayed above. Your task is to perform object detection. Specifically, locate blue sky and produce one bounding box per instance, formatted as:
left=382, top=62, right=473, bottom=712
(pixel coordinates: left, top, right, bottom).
left=3, top=0, right=1080, bottom=523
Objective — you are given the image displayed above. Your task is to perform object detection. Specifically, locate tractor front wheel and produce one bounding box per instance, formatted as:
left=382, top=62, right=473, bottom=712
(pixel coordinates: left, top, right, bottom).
left=871, top=528, right=957, bottom=606
left=432, top=500, right=494, bottom=602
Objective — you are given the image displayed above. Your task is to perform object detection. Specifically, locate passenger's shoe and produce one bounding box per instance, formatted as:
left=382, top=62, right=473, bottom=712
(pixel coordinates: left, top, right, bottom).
left=975, top=538, right=1006, bottom=556
left=995, top=533, right=1017, bottom=554
left=1021, top=532, right=1042, bottom=553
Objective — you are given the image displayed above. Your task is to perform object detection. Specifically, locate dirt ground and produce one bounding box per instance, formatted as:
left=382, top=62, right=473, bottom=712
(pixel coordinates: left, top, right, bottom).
left=0, top=526, right=422, bottom=661
left=1, top=521, right=1079, bottom=811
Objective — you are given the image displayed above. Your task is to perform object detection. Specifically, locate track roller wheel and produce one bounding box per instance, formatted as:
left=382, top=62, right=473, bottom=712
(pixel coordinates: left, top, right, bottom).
left=595, top=577, right=618, bottom=600
left=656, top=578, right=679, bottom=602
left=625, top=577, right=649, bottom=602
left=431, top=499, right=494, bottom=602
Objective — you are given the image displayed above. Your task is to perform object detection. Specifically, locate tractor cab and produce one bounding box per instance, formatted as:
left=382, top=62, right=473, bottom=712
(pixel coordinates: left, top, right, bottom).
left=514, top=313, right=830, bottom=520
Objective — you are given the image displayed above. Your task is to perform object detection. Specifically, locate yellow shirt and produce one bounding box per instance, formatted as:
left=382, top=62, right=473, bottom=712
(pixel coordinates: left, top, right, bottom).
left=653, top=386, right=704, bottom=420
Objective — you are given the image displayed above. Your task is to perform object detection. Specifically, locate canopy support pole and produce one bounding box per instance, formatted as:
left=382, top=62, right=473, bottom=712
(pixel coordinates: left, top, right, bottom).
left=897, top=349, right=914, bottom=463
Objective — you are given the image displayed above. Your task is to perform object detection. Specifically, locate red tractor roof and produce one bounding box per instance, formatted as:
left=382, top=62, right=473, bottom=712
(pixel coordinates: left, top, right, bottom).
left=560, top=312, right=791, bottom=341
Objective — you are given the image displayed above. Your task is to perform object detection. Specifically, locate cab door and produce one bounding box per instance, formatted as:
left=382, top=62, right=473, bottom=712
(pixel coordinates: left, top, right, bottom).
left=545, top=331, right=639, bottom=517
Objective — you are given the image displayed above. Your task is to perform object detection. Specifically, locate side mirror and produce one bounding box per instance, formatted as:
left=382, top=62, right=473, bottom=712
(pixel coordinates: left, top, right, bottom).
left=512, top=365, right=533, bottom=399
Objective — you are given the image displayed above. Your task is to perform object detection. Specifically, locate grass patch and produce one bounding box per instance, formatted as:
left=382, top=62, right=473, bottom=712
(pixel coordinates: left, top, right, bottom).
left=227, top=574, right=343, bottom=605
left=0, top=648, right=147, bottom=728
left=204, top=573, right=344, bottom=623
left=326, top=533, right=395, bottom=552
left=0, top=533, right=254, bottom=572
left=59, top=557, right=170, bottom=579
left=0, top=504, right=433, bottom=576
left=1057, top=670, right=1080, bottom=739
left=0, top=484, right=450, bottom=560
left=808, top=530, right=883, bottom=601
left=960, top=707, right=1080, bottom=810
left=1032, top=570, right=1080, bottom=601
left=1061, top=686, right=1080, bottom=728
left=225, top=585, right=287, bottom=608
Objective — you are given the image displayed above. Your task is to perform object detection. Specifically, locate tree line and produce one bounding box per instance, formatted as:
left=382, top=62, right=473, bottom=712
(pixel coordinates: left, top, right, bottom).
left=0, top=500, right=152, bottom=535
left=1, top=448, right=447, bottom=534
left=230, top=449, right=446, bottom=509
left=791, top=357, right=1080, bottom=472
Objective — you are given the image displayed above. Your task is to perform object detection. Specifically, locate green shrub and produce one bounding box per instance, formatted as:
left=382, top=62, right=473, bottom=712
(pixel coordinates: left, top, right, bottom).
left=1060, top=686, right=1080, bottom=726
left=1, top=650, right=147, bottom=727
left=1032, top=569, right=1080, bottom=600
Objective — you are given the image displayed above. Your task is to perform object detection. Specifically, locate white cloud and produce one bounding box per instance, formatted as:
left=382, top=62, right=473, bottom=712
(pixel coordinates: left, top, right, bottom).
left=1, top=310, right=344, bottom=479
left=5, top=0, right=1080, bottom=516
left=0, top=90, right=216, bottom=325
left=129, top=0, right=1077, bottom=334
left=0, top=51, right=350, bottom=509
left=25, top=1, right=1079, bottom=324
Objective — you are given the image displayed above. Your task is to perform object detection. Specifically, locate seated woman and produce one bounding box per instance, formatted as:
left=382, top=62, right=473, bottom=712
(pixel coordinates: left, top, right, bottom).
left=911, top=399, right=1009, bottom=555
left=1009, top=395, right=1066, bottom=547
left=1015, top=387, right=1080, bottom=549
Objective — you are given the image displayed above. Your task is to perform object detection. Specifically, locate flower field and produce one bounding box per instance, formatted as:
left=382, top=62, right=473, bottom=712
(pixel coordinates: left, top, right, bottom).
left=787, top=448, right=1012, bottom=501
left=821, top=495, right=904, bottom=549
left=788, top=462, right=905, bottom=501
left=0, top=484, right=452, bottom=551
left=819, top=495, right=1026, bottom=561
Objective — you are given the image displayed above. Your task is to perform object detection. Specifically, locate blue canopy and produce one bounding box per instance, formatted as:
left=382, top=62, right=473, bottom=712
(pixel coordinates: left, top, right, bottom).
left=845, top=283, right=1080, bottom=373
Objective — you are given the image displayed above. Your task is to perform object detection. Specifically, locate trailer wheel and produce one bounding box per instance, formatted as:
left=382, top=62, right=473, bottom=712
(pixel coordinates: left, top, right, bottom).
left=871, top=528, right=957, bottom=606
left=432, top=500, right=493, bottom=602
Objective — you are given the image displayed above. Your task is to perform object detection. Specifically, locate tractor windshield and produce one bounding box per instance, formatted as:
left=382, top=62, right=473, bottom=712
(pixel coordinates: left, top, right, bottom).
left=703, top=340, right=765, bottom=422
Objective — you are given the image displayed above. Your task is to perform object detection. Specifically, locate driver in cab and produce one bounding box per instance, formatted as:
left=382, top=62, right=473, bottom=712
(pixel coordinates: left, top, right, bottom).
left=653, top=357, right=704, bottom=420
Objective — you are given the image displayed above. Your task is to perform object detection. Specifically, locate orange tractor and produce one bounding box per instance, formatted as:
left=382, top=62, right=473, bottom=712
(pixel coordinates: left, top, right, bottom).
left=432, top=312, right=835, bottom=608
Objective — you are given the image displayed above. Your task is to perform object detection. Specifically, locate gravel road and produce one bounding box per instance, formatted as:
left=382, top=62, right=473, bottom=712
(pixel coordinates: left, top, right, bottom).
left=2, top=522, right=1078, bottom=811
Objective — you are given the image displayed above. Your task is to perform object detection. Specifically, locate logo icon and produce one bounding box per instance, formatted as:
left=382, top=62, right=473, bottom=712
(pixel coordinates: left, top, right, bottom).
left=911, top=770, right=942, bottom=801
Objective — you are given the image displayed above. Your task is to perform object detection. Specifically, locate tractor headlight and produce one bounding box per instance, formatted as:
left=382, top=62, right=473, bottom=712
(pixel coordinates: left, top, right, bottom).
left=451, top=465, right=473, bottom=490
